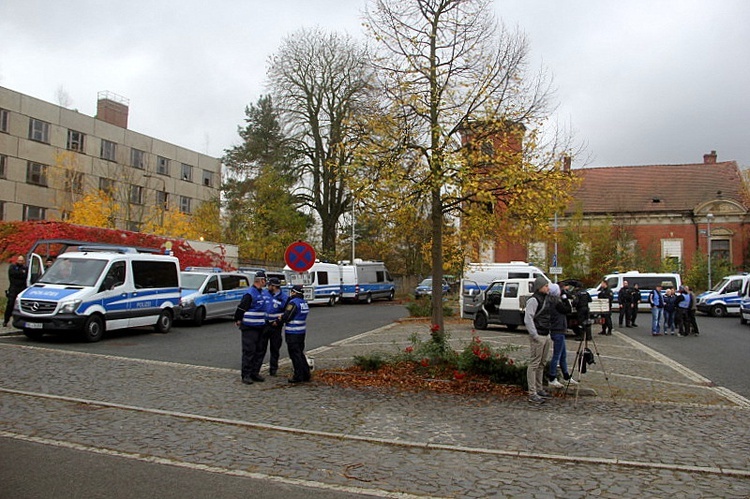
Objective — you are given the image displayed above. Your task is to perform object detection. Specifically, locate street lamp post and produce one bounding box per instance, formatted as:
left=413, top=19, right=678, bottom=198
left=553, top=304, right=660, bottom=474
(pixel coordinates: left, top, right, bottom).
left=707, top=213, right=714, bottom=290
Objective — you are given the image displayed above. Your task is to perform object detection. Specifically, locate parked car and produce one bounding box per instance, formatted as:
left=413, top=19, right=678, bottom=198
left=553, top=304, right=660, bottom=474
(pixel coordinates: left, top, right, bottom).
left=414, top=278, right=450, bottom=298
left=178, top=268, right=251, bottom=326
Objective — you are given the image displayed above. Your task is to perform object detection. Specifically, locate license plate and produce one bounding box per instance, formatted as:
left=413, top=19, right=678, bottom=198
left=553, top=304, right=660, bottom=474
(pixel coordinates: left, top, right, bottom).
left=25, top=322, right=43, bottom=329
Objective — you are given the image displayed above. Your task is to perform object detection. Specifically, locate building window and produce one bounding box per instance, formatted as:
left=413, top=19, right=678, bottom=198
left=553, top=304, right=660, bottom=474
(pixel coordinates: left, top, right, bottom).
left=0, top=109, right=8, bottom=133
left=156, top=191, right=169, bottom=210
left=65, top=171, right=84, bottom=194
left=101, top=139, right=117, bottom=161
left=23, top=205, right=46, bottom=221
left=179, top=196, right=191, bottom=214
left=0, top=201, right=4, bottom=221
left=202, top=169, right=213, bottom=187
left=28, top=118, right=50, bottom=143
left=157, top=156, right=170, bottom=175
left=0, top=154, right=6, bottom=178
left=26, top=162, right=48, bottom=186
left=127, top=221, right=141, bottom=232
left=67, top=129, right=86, bottom=152
left=99, top=177, right=115, bottom=195
left=130, top=185, right=143, bottom=204
left=710, top=238, right=731, bottom=262
left=131, top=148, right=146, bottom=169
left=181, top=163, right=193, bottom=182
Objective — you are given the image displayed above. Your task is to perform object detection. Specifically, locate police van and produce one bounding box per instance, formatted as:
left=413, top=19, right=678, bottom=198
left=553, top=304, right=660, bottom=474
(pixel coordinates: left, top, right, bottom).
left=12, top=246, right=181, bottom=342
left=696, top=273, right=749, bottom=317
left=589, top=271, right=681, bottom=311
left=340, top=260, right=395, bottom=303
left=460, top=262, right=547, bottom=319
left=467, top=277, right=538, bottom=330
left=284, top=261, right=342, bottom=306
left=178, top=268, right=251, bottom=325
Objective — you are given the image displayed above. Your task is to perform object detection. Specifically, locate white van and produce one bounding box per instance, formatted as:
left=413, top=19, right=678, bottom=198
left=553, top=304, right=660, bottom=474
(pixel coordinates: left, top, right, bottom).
left=284, top=261, right=342, bottom=306
left=340, top=260, right=395, bottom=303
left=12, top=246, right=181, bottom=342
left=590, top=271, right=681, bottom=311
left=468, top=277, right=538, bottom=330
left=460, top=262, right=547, bottom=319
left=696, top=273, right=749, bottom=317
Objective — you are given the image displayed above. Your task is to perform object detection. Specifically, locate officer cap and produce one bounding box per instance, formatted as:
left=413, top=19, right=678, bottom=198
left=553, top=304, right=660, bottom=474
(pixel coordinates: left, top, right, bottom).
left=254, top=270, right=266, bottom=280
left=268, top=277, right=281, bottom=286
left=291, top=284, right=304, bottom=295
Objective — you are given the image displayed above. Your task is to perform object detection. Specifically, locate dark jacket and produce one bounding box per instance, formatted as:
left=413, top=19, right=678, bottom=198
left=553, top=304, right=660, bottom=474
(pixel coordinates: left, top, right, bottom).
left=533, top=292, right=570, bottom=334
left=8, top=263, right=28, bottom=293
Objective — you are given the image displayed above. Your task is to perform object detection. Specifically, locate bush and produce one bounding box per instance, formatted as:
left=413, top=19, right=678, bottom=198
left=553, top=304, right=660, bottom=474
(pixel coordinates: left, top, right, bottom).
left=353, top=352, right=388, bottom=371
left=405, top=297, right=455, bottom=318
left=457, top=336, right=526, bottom=386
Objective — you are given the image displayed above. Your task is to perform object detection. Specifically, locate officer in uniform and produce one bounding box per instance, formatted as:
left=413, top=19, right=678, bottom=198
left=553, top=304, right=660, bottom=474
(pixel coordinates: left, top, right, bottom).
left=4, top=255, right=28, bottom=328
left=278, top=284, right=310, bottom=383
left=263, top=277, right=288, bottom=376
left=233, top=271, right=267, bottom=384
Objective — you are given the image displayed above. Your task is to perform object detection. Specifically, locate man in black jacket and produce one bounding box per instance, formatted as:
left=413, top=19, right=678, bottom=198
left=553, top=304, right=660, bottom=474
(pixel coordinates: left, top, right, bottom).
left=4, top=255, right=27, bottom=327
left=618, top=280, right=632, bottom=328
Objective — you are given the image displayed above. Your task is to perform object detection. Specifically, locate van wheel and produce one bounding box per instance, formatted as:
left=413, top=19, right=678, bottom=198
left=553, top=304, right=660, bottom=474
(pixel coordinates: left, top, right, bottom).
left=741, top=316, right=748, bottom=325
left=155, top=309, right=173, bottom=334
left=710, top=304, right=726, bottom=318
left=193, top=306, right=206, bottom=326
left=388, top=289, right=395, bottom=301
left=23, top=329, right=44, bottom=341
left=328, top=295, right=336, bottom=307
left=473, top=312, right=488, bottom=330
left=365, top=293, right=373, bottom=304
left=82, top=315, right=105, bottom=342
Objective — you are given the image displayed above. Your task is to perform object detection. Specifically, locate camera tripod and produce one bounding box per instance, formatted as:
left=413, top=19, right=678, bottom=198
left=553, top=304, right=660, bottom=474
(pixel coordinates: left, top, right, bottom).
left=563, top=323, right=615, bottom=406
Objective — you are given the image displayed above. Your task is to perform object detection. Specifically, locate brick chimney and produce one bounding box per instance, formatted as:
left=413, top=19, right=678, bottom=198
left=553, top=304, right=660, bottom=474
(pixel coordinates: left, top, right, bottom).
left=703, top=150, right=717, bottom=164
left=96, top=91, right=129, bottom=128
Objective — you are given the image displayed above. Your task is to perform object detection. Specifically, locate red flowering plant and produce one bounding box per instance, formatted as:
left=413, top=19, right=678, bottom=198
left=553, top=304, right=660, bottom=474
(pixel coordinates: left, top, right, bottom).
left=457, top=334, right=526, bottom=386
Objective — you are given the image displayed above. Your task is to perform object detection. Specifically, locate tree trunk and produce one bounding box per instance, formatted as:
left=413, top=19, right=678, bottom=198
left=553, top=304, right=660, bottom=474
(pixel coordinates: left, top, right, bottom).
left=430, top=185, right=444, bottom=343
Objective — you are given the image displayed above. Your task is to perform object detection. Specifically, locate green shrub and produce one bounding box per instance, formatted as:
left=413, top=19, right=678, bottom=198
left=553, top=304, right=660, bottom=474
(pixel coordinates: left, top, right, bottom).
left=353, top=352, right=388, bottom=371
left=405, top=297, right=455, bottom=317
left=457, top=336, right=526, bottom=386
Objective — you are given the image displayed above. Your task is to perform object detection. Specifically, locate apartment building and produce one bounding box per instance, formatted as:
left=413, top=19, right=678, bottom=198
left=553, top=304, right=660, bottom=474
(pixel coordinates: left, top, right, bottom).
left=0, top=86, right=221, bottom=230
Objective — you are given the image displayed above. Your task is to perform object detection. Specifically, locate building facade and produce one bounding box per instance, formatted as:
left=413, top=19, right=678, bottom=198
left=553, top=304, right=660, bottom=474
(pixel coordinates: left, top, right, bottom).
left=0, top=86, right=221, bottom=230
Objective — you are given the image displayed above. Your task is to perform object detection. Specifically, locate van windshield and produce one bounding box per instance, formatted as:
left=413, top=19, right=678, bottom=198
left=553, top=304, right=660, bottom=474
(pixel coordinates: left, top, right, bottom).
left=38, top=258, right=108, bottom=286
left=711, top=278, right=730, bottom=292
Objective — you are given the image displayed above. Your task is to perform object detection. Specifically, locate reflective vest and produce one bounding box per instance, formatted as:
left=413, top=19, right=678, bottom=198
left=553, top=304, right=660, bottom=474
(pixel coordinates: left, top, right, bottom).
left=242, top=286, right=267, bottom=327
left=265, top=289, right=288, bottom=322
left=285, top=296, right=309, bottom=334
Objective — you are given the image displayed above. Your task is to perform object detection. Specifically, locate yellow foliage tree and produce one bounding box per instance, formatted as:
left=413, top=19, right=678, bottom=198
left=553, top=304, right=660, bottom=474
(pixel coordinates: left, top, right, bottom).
left=67, top=191, right=118, bottom=228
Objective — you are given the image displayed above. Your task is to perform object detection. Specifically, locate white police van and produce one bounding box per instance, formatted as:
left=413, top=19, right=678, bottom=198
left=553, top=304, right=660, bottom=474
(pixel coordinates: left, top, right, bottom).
left=178, top=268, right=251, bottom=325
left=340, top=260, right=395, bottom=303
left=284, top=261, right=342, bottom=306
left=12, top=246, right=181, bottom=342
left=460, top=262, right=547, bottom=319
left=696, top=273, right=749, bottom=317
left=589, top=271, right=681, bottom=311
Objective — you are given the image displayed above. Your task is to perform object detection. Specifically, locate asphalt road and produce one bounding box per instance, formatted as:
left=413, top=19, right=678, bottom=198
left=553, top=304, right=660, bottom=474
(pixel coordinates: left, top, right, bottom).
left=611, top=312, right=750, bottom=399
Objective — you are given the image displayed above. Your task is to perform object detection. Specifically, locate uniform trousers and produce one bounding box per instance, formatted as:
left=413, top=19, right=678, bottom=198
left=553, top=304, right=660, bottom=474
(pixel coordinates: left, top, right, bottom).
left=285, top=333, right=310, bottom=381
left=241, top=326, right=265, bottom=379
left=260, top=324, right=283, bottom=374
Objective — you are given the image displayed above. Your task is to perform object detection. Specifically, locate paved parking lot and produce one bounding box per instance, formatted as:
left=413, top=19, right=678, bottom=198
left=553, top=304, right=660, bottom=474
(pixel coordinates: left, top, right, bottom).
left=1, top=320, right=749, bottom=498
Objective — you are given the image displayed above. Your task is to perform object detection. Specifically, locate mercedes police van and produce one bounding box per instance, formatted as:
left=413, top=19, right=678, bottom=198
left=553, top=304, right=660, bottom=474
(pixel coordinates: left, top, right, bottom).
left=696, top=273, right=749, bottom=317
left=178, top=268, right=251, bottom=325
left=340, top=260, right=395, bottom=303
left=12, top=246, right=181, bottom=342
left=285, top=261, right=342, bottom=306
left=589, top=271, right=681, bottom=311
left=460, top=262, right=547, bottom=319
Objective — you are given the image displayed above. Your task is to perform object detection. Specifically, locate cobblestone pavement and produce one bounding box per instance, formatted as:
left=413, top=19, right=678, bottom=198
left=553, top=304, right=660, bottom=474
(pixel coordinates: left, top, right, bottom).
left=1, top=320, right=749, bottom=498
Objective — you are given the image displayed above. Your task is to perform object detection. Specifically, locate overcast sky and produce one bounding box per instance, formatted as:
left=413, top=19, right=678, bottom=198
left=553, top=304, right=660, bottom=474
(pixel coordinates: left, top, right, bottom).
left=1, top=0, right=748, bottom=169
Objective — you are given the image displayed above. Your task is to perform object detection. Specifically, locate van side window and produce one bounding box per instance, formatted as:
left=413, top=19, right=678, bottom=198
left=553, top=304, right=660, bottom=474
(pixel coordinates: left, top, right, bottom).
left=607, top=277, right=618, bottom=288
left=132, top=261, right=178, bottom=288
left=727, top=280, right=742, bottom=293
left=504, top=283, right=519, bottom=298
left=508, top=272, right=529, bottom=279
left=102, top=261, right=126, bottom=290
left=317, top=271, right=329, bottom=285
left=221, top=275, right=245, bottom=290
left=376, top=271, right=385, bottom=283
left=205, top=275, right=219, bottom=292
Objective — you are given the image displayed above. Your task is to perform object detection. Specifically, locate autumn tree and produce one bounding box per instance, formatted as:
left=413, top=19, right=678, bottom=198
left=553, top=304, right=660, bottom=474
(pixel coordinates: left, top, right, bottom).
left=363, top=0, right=579, bottom=337
left=223, top=95, right=311, bottom=264
left=67, top=190, right=118, bottom=228
left=267, top=28, right=374, bottom=260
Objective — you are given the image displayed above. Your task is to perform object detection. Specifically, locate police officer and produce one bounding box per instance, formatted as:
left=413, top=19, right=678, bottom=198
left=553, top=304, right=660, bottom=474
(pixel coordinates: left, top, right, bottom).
left=233, top=271, right=267, bottom=384
left=263, top=277, right=288, bottom=376
left=4, top=255, right=28, bottom=328
left=278, top=284, right=310, bottom=383
left=597, top=280, right=614, bottom=335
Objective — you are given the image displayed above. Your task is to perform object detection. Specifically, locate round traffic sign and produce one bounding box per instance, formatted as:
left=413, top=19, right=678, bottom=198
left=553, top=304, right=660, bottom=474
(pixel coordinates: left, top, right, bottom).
left=284, top=241, right=316, bottom=272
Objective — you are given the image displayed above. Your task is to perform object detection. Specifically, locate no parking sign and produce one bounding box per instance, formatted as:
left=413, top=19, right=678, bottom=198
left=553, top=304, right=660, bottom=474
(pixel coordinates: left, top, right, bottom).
left=284, top=241, right=316, bottom=272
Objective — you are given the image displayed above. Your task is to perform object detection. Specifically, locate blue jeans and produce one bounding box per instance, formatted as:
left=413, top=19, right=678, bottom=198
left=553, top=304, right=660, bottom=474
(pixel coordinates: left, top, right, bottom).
left=663, top=309, right=676, bottom=332
left=548, top=332, right=568, bottom=380
left=651, top=307, right=663, bottom=334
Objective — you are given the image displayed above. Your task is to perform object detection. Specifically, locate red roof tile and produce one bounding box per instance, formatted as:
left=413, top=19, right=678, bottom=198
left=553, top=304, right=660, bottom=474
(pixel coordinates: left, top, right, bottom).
left=566, top=161, right=745, bottom=214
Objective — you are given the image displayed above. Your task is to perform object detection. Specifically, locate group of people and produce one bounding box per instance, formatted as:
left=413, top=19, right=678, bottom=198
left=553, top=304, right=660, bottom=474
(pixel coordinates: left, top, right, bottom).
left=524, top=275, right=580, bottom=404
left=233, top=271, right=311, bottom=385
left=648, top=283, right=700, bottom=336
left=616, top=280, right=641, bottom=328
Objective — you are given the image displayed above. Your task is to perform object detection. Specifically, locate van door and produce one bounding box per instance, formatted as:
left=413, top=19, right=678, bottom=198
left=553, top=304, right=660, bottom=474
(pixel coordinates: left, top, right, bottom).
left=202, top=275, right=221, bottom=318
left=98, top=260, right=130, bottom=331
left=26, top=253, right=44, bottom=286
left=462, top=279, right=484, bottom=318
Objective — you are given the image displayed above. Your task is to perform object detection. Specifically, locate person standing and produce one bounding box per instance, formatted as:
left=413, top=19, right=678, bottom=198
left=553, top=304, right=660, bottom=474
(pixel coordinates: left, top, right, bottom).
left=597, top=280, right=614, bottom=335
left=263, top=277, right=288, bottom=376
left=686, top=285, right=701, bottom=336
left=675, top=286, right=692, bottom=336
left=278, top=285, right=311, bottom=383
left=4, top=255, right=28, bottom=328
left=523, top=275, right=553, bottom=404
left=629, top=283, right=641, bottom=327
left=233, top=271, right=268, bottom=384
left=618, top=280, right=632, bottom=328
left=663, top=288, right=677, bottom=335
left=649, top=283, right=665, bottom=335
left=546, top=283, right=577, bottom=388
